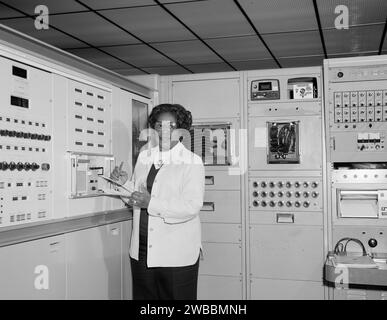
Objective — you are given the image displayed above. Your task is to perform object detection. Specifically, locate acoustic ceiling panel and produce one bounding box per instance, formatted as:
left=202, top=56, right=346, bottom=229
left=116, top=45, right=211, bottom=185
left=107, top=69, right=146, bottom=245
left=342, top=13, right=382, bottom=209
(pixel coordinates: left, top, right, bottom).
left=165, top=0, right=255, bottom=38
left=238, top=0, right=319, bottom=33
left=324, top=24, right=384, bottom=54
left=231, top=59, right=278, bottom=70
left=0, top=0, right=86, bottom=14
left=50, top=12, right=140, bottom=47
left=0, top=4, right=25, bottom=19
left=262, top=30, right=323, bottom=57
left=317, top=0, right=387, bottom=29
left=152, top=40, right=223, bottom=65
left=79, top=0, right=155, bottom=10
left=143, top=65, right=190, bottom=75
left=65, top=48, right=135, bottom=69
left=102, top=6, right=196, bottom=43
left=279, top=55, right=324, bottom=68
left=103, top=44, right=175, bottom=67
left=206, top=36, right=272, bottom=61
left=185, top=62, right=234, bottom=73
left=0, top=18, right=87, bottom=48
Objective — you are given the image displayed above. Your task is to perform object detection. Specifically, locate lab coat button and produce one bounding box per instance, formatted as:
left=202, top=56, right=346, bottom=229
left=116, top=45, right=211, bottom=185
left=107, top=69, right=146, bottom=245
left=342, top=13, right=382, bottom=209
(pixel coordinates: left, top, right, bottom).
left=149, top=245, right=152, bottom=248
left=150, top=228, right=154, bottom=232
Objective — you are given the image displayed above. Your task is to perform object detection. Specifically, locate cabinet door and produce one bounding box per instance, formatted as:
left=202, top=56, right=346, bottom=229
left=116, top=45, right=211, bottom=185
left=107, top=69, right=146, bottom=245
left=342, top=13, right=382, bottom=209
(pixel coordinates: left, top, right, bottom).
left=122, top=220, right=132, bottom=300
left=0, top=235, right=66, bottom=299
left=198, top=275, right=243, bottom=300
left=66, top=223, right=122, bottom=299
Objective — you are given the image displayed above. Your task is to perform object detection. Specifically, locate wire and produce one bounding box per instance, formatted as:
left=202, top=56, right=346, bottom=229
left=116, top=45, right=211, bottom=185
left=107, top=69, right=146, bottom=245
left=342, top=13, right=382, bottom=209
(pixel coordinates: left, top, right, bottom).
left=333, top=237, right=367, bottom=256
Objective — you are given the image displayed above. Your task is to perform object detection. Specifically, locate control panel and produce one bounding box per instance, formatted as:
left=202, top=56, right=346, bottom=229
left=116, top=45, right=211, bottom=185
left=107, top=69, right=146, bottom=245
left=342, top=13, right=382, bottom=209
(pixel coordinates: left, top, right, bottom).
left=249, top=177, right=322, bottom=211
left=250, top=79, right=280, bottom=100
left=0, top=56, right=52, bottom=227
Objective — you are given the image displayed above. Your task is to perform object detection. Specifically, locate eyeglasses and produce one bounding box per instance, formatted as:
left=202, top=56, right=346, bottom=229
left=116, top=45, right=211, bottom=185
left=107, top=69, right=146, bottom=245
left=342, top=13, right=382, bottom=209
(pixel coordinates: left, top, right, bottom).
left=154, top=121, right=177, bottom=130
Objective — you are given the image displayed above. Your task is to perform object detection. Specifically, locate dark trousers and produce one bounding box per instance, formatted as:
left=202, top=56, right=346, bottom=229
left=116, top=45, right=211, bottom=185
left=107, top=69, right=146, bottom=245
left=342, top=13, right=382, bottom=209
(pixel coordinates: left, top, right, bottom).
left=130, top=256, right=200, bottom=300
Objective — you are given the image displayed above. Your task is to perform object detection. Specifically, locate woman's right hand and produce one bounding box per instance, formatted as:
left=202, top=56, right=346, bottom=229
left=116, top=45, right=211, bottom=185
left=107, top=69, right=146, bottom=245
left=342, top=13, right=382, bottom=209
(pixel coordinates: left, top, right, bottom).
left=110, top=161, right=129, bottom=185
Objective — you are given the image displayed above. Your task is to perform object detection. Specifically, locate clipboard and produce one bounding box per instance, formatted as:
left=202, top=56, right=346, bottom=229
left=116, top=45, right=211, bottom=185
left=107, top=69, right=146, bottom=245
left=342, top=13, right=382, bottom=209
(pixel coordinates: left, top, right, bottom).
left=98, top=175, right=134, bottom=193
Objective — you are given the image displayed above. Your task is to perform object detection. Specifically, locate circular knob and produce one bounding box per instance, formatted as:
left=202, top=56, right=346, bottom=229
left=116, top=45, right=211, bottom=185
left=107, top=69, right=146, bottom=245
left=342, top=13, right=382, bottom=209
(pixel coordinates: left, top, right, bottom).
left=8, top=130, right=16, bottom=137
left=311, top=182, right=318, bottom=188
left=16, top=162, right=24, bottom=171
left=44, top=135, right=51, bottom=141
left=31, top=133, right=38, bottom=140
left=41, top=163, right=50, bottom=171
left=269, top=181, right=275, bottom=188
left=277, top=181, right=283, bottom=188
left=277, top=201, right=284, bottom=207
left=312, top=191, right=319, bottom=198
left=337, top=71, right=344, bottom=78
left=286, top=191, right=292, bottom=198
left=31, top=162, right=40, bottom=171
left=303, top=191, right=310, bottom=198
left=253, top=200, right=259, bottom=207
left=261, top=182, right=267, bottom=188
left=269, top=191, right=275, bottom=198
left=295, top=201, right=301, bottom=208
left=294, top=182, right=300, bottom=188
left=286, top=181, right=292, bottom=188
left=278, top=191, right=284, bottom=198
left=23, top=132, right=31, bottom=139
left=368, top=238, right=378, bottom=248
left=16, top=131, right=23, bottom=138
left=286, top=201, right=292, bottom=207
left=269, top=201, right=276, bottom=207
left=261, top=201, right=267, bottom=207
left=261, top=191, right=267, bottom=197
left=295, top=191, right=301, bottom=198
left=1, top=161, right=9, bottom=170
left=303, top=201, right=310, bottom=208
left=9, top=161, right=16, bottom=171
left=24, top=162, right=31, bottom=171
left=253, top=181, right=258, bottom=188
left=253, top=191, right=259, bottom=197
left=303, top=182, right=309, bottom=188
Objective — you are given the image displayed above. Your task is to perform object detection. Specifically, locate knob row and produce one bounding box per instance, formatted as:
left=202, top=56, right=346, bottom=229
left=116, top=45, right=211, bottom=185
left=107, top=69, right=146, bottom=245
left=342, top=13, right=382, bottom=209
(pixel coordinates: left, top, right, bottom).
left=0, top=161, right=50, bottom=171
left=252, top=200, right=310, bottom=208
left=0, top=130, right=51, bottom=141
left=252, top=181, right=319, bottom=188
left=253, top=191, right=319, bottom=198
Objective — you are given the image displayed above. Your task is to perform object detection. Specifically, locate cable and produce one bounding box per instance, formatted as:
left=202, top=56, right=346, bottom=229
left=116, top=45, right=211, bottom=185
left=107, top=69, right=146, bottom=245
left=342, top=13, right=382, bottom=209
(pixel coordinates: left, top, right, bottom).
left=333, top=237, right=367, bottom=256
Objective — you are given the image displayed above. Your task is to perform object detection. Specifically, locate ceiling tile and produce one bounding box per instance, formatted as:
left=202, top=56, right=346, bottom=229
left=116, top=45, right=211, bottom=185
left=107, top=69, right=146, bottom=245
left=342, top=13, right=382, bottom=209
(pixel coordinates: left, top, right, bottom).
left=79, top=0, right=155, bottom=10
left=1, top=18, right=87, bottom=48
left=0, top=4, right=25, bottom=19
left=103, top=44, right=175, bottom=67
left=152, top=40, right=223, bottom=65
left=324, top=24, right=384, bottom=54
left=317, top=0, right=387, bottom=29
left=165, top=0, right=254, bottom=38
left=50, top=12, right=140, bottom=47
left=238, top=0, right=318, bottom=33
left=102, top=6, right=196, bottom=43
left=232, top=59, right=278, bottom=70
left=143, top=65, right=189, bottom=75
left=185, top=62, right=234, bottom=73
left=262, top=30, right=324, bottom=57
left=0, top=0, right=86, bottom=15
left=206, top=36, right=272, bottom=61
left=65, top=47, right=136, bottom=69
left=279, top=55, right=325, bottom=68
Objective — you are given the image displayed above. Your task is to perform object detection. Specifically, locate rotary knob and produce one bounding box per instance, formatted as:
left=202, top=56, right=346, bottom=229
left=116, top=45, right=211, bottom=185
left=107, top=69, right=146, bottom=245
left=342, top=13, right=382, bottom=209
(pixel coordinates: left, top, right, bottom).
left=295, top=201, right=301, bottom=208
left=269, top=191, right=275, bottom=198
left=261, top=191, right=267, bottom=197
left=286, top=181, right=292, bottom=188
left=261, top=201, right=267, bottom=207
left=368, top=238, right=378, bottom=248
left=16, top=162, right=24, bottom=171
left=312, top=191, right=319, bottom=198
left=253, top=200, right=259, bottom=207
left=311, top=182, right=318, bottom=188
left=9, top=161, right=16, bottom=170
left=277, top=181, right=284, bottom=188
left=278, top=191, right=284, bottom=197
left=1, top=161, right=9, bottom=170
left=261, top=182, right=267, bottom=188
left=286, top=191, right=292, bottom=198
left=303, top=182, right=309, bottom=188
left=294, top=182, right=300, bottom=188
left=286, top=201, right=292, bottom=207
left=303, top=201, right=310, bottom=208
left=303, top=191, right=310, bottom=198
left=295, top=191, right=301, bottom=198
left=269, top=201, right=276, bottom=207
left=253, top=181, right=258, bottom=188
left=269, top=181, right=275, bottom=188
left=253, top=191, right=259, bottom=197
left=277, top=201, right=284, bottom=207
left=31, top=162, right=40, bottom=171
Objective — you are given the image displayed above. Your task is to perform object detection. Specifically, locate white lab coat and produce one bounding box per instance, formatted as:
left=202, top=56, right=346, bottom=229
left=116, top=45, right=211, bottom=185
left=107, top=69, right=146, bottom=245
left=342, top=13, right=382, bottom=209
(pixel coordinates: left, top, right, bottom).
left=124, top=142, right=205, bottom=267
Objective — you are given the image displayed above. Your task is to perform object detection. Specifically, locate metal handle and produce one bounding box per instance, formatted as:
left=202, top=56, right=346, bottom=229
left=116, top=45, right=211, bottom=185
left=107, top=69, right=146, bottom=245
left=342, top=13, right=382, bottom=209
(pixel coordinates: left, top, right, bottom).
left=110, top=227, right=120, bottom=236
left=205, top=176, right=214, bottom=185
left=276, top=213, right=294, bottom=224
left=201, top=202, right=215, bottom=212
left=340, top=190, right=378, bottom=201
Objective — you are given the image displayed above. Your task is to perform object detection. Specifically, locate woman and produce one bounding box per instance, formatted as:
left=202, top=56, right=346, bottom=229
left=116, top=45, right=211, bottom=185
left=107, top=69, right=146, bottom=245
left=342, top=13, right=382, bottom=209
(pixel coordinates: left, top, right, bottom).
left=111, top=103, right=205, bottom=300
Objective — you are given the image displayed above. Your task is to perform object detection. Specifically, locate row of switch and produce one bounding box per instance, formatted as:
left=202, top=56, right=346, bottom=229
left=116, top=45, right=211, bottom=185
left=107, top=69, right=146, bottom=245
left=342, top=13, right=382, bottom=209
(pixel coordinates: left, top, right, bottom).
left=0, top=130, right=51, bottom=141
left=252, top=200, right=311, bottom=208
left=0, top=162, right=50, bottom=171
left=334, top=90, right=387, bottom=108
left=252, top=181, right=319, bottom=188
left=252, top=190, right=319, bottom=198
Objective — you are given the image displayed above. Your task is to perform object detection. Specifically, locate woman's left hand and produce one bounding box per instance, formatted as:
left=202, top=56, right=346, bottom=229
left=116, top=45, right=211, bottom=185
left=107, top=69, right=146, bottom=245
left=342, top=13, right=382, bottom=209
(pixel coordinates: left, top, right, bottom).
left=129, top=185, right=151, bottom=208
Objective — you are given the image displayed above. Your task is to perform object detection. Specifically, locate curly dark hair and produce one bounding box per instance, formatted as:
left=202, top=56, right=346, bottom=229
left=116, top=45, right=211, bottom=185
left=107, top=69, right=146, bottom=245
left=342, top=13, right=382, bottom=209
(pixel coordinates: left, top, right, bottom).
left=148, top=103, right=192, bottom=130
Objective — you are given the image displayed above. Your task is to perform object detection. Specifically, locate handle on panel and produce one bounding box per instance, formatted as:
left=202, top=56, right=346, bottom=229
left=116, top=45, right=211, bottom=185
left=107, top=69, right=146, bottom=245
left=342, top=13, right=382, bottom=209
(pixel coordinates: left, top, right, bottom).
left=201, top=202, right=215, bottom=212
left=276, top=213, right=294, bottom=224
left=205, top=176, right=215, bottom=185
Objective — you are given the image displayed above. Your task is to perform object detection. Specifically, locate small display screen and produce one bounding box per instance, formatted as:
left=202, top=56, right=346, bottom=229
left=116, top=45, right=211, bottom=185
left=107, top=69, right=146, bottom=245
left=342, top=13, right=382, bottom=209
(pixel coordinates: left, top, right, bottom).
left=259, top=82, right=272, bottom=91
left=11, top=96, right=29, bottom=108
left=12, top=66, right=27, bottom=79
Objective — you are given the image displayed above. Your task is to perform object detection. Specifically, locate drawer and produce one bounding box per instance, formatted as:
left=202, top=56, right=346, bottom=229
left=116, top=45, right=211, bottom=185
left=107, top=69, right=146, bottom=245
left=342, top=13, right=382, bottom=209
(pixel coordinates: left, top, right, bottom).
left=250, top=278, right=325, bottom=300
left=250, top=225, right=324, bottom=281
left=200, top=242, right=242, bottom=277
left=204, top=169, right=240, bottom=190
left=201, top=223, right=241, bottom=243
left=250, top=211, right=323, bottom=226
left=198, top=275, right=242, bottom=300
left=200, top=190, right=241, bottom=223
